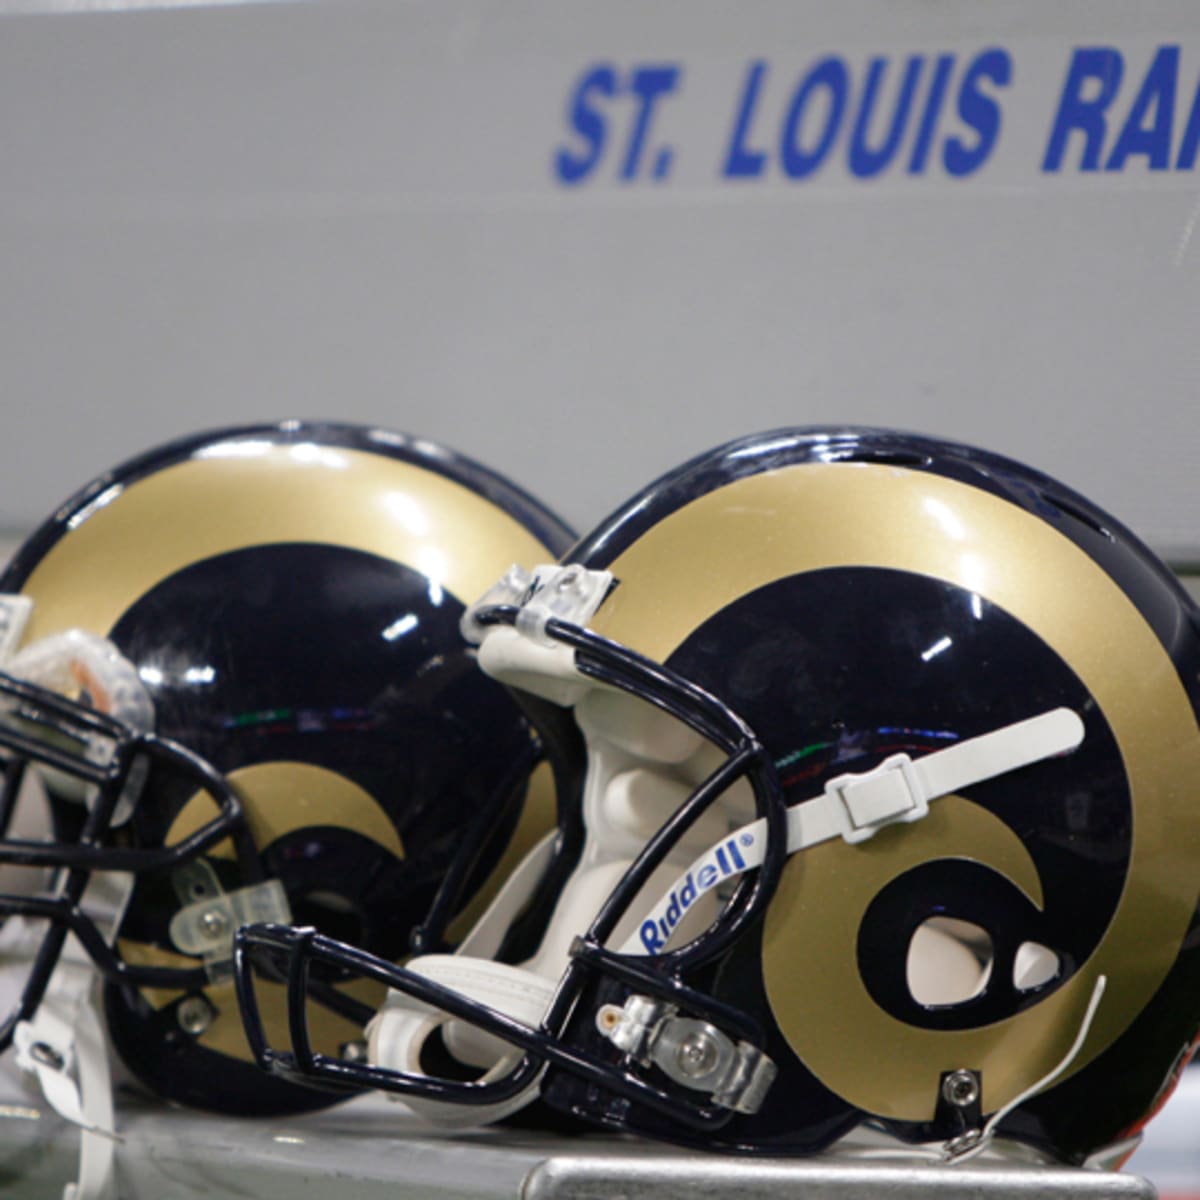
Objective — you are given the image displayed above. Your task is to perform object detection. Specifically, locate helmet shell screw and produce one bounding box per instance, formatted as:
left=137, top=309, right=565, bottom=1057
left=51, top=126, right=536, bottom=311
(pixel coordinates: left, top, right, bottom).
left=199, top=908, right=230, bottom=939
left=177, top=995, right=215, bottom=1037
left=942, top=1069, right=980, bottom=1109
left=676, top=1031, right=721, bottom=1079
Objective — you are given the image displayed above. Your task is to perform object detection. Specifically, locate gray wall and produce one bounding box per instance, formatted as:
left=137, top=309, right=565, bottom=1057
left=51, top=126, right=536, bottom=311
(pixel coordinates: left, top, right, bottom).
left=0, top=0, right=1196, bottom=566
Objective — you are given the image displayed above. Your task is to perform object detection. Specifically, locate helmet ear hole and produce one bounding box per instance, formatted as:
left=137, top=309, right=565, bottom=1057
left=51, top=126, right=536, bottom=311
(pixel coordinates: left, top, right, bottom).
left=1014, top=940, right=1060, bottom=992
left=906, top=917, right=994, bottom=1008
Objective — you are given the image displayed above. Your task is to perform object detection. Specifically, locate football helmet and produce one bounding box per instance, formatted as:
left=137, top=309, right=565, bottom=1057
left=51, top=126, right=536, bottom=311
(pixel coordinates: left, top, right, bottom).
left=236, top=427, right=1200, bottom=1163
left=0, top=420, right=573, bottom=1114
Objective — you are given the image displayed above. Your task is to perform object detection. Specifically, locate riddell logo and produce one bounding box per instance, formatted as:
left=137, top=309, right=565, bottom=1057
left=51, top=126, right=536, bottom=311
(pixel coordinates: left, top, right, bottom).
left=638, top=837, right=749, bottom=954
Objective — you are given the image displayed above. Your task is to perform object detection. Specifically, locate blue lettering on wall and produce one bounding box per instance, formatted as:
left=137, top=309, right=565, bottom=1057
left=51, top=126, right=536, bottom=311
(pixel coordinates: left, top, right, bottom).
left=945, top=48, right=1011, bottom=176
left=1177, top=79, right=1200, bottom=169
left=718, top=49, right=1010, bottom=182
left=723, top=59, right=770, bottom=178
left=780, top=57, right=849, bottom=178
left=1043, top=48, right=1125, bottom=171
left=555, top=64, right=617, bottom=185
left=555, top=43, right=1200, bottom=189
left=849, top=55, right=924, bottom=177
left=1042, top=44, right=1200, bottom=174
left=908, top=54, right=955, bottom=174
left=1105, top=45, right=1177, bottom=171
left=624, top=66, right=682, bottom=179
left=554, top=62, right=681, bottom=184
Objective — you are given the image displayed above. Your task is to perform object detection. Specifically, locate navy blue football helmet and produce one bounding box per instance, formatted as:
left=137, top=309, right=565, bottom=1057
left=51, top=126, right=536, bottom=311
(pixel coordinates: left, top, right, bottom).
left=235, top=427, right=1200, bottom=1164
left=0, top=420, right=572, bottom=1114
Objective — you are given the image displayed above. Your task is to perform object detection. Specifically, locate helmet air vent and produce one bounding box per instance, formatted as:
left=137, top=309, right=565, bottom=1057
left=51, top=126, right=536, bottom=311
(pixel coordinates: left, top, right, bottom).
left=828, top=447, right=931, bottom=468
left=906, top=916, right=993, bottom=1007
left=1039, top=490, right=1114, bottom=541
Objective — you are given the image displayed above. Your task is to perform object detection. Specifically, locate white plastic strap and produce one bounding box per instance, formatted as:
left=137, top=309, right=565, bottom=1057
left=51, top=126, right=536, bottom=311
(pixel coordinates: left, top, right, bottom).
left=623, top=708, right=1085, bottom=956
left=457, top=831, right=557, bottom=959
left=364, top=834, right=559, bottom=1128
left=368, top=955, right=554, bottom=1128
left=15, top=961, right=118, bottom=1200
left=695, top=974, right=1108, bottom=1166
left=11, top=871, right=132, bottom=1200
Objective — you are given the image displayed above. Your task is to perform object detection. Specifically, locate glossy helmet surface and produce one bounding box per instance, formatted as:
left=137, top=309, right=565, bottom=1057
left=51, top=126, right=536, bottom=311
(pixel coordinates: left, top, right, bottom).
left=0, top=420, right=573, bottom=1114
left=235, top=427, right=1200, bottom=1163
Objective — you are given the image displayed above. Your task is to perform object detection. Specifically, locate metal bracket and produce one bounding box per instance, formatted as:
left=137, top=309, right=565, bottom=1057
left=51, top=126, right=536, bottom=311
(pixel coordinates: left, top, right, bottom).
left=596, top=995, right=777, bottom=1114
left=513, top=566, right=613, bottom=644
left=460, top=565, right=536, bottom=644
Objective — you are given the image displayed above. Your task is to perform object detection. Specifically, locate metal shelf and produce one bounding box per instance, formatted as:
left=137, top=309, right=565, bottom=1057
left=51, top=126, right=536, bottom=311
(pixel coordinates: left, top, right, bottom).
left=0, top=1062, right=1156, bottom=1200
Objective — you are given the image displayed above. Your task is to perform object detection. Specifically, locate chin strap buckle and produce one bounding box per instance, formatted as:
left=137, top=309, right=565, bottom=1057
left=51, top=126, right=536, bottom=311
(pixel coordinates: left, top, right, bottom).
left=596, top=995, right=777, bottom=1114
left=825, top=752, right=930, bottom=844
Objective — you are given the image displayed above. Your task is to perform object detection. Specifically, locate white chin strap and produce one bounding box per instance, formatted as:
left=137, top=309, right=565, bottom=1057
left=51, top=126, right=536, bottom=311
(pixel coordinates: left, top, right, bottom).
left=14, top=954, right=119, bottom=1200
left=366, top=833, right=561, bottom=1126
left=622, top=707, right=1085, bottom=956
left=367, top=957, right=555, bottom=1127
